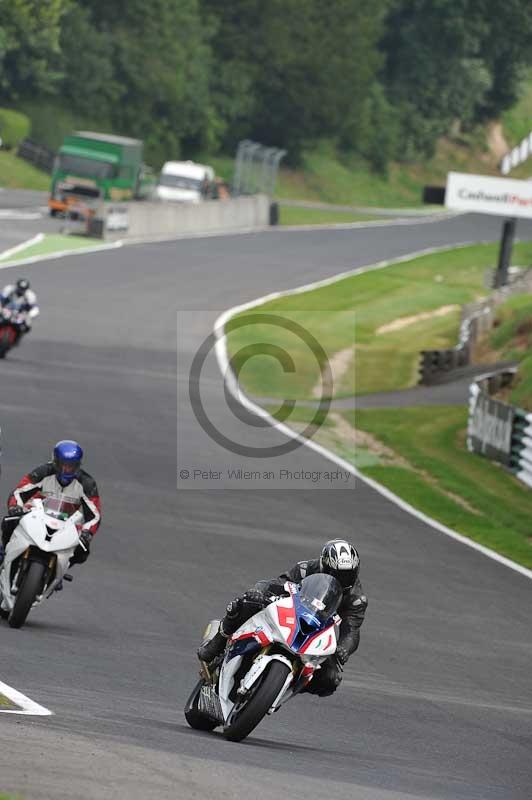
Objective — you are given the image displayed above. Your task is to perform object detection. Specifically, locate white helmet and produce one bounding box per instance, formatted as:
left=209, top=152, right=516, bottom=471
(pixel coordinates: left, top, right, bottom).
left=320, top=539, right=360, bottom=590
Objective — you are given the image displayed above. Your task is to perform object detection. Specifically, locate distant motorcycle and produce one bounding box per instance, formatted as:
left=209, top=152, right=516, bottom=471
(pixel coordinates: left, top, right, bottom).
left=0, top=497, right=86, bottom=628
left=185, top=573, right=342, bottom=742
left=0, top=304, right=27, bottom=358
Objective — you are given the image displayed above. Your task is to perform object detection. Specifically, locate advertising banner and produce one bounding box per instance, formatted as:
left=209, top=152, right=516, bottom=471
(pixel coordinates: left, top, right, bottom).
left=445, top=172, right=532, bottom=219
left=106, top=206, right=129, bottom=232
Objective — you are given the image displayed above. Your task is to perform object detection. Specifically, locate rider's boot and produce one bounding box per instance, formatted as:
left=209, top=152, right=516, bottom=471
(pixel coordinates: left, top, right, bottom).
left=197, top=625, right=228, bottom=664
left=197, top=597, right=248, bottom=664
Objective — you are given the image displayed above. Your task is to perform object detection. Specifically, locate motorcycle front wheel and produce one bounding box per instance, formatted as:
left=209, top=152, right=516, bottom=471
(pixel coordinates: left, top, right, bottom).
left=223, top=660, right=290, bottom=742
left=8, top=560, right=46, bottom=628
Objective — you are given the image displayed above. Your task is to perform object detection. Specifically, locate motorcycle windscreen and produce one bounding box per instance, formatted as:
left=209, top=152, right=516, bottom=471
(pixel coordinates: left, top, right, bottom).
left=42, top=494, right=81, bottom=520
left=297, top=574, right=342, bottom=623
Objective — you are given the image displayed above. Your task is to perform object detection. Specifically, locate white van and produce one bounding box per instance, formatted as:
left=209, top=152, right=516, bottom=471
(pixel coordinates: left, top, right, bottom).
left=155, top=160, right=215, bottom=203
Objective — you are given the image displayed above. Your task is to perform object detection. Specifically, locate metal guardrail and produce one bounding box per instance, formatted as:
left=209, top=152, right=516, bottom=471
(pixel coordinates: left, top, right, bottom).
left=17, top=138, right=55, bottom=173
left=232, top=140, right=286, bottom=197
left=419, top=268, right=532, bottom=385
left=467, top=368, right=531, bottom=488
left=418, top=314, right=476, bottom=384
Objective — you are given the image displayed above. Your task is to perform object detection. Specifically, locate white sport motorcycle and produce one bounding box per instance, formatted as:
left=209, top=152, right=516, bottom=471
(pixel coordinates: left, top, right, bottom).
left=0, top=497, right=85, bottom=628
left=185, top=573, right=342, bottom=742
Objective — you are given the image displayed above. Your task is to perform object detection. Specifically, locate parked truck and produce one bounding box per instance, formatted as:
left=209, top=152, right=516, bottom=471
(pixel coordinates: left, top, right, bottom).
left=48, top=131, right=155, bottom=216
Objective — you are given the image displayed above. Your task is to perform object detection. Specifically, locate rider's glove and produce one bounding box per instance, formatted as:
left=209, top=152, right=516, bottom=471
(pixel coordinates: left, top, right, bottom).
left=7, top=506, right=24, bottom=518
left=336, top=644, right=349, bottom=666
left=243, top=589, right=267, bottom=608
left=78, top=529, right=92, bottom=551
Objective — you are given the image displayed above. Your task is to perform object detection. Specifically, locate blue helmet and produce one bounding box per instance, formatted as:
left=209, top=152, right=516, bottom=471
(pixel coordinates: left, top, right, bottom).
left=53, top=440, right=83, bottom=486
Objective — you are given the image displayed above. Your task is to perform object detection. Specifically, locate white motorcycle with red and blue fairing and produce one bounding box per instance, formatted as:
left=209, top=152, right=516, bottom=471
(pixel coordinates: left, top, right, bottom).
left=185, top=573, right=342, bottom=742
left=0, top=303, right=27, bottom=358
left=0, top=496, right=85, bottom=628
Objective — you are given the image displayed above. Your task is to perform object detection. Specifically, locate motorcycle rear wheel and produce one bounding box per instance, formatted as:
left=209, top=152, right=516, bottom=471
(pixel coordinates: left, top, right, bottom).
left=8, top=561, right=46, bottom=628
left=184, top=679, right=219, bottom=731
left=223, top=660, right=290, bottom=742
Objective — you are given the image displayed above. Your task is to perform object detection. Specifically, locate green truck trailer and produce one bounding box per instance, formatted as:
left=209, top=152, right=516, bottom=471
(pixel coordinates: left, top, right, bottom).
left=49, top=131, right=155, bottom=215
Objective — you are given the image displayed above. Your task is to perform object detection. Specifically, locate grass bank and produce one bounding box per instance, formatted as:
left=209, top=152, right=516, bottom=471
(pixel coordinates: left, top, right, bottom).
left=227, top=242, right=532, bottom=399
left=0, top=151, right=49, bottom=191
left=476, top=293, right=532, bottom=411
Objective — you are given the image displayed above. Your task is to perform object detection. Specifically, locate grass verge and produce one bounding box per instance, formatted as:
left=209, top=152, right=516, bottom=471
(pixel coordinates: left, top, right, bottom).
left=0, top=151, right=49, bottom=191
left=0, top=693, right=15, bottom=709
left=227, top=241, right=532, bottom=399
left=346, top=407, right=532, bottom=568
left=280, top=206, right=383, bottom=226
left=0, top=234, right=110, bottom=263
left=233, top=241, right=532, bottom=569
left=267, top=402, right=532, bottom=567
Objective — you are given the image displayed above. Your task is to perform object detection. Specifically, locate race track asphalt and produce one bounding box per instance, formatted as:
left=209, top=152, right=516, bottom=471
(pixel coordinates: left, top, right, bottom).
left=0, top=212, right=531, bottom=800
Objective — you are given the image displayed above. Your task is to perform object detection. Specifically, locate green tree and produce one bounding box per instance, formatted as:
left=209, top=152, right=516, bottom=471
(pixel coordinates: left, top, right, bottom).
left=381, top=0, right=532, bottom=160
left=204, top=0, right=386, bottom=161
left=71, top=0, right=215, bottom=165
left=381, top=0, right=491, bottom=158
left=0, top=0, right=70, bottom=99
left=473, top=0, right=532, bottom=116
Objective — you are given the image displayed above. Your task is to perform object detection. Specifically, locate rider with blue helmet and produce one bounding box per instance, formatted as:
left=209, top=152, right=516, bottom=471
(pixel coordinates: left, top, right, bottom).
left=1, top=440, right=101, bottom=566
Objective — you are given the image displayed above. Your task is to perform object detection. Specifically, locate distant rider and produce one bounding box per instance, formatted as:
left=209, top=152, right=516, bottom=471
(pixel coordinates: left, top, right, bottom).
left=0, top=278, right=39, bottom=343
left=0, top=440, right=101, bottom=567
left=197, top=539, right=368, bottom=697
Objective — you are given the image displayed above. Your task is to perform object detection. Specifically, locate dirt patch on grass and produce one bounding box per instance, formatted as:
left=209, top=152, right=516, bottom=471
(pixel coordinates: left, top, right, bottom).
left=312, top=346, right=354, bottom=398
left=328, top=414, right=481, bottom=514
left=376, top=305, right=459, bottom=334
left=487, top=122, right=510, bottom=161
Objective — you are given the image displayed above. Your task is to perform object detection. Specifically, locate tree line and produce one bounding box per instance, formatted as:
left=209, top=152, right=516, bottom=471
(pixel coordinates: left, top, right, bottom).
left=1, top=0, right=532, bottom=169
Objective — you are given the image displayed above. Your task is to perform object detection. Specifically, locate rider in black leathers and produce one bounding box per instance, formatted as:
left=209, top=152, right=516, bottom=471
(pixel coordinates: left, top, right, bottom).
left=198, top=539, right=368, bottom=697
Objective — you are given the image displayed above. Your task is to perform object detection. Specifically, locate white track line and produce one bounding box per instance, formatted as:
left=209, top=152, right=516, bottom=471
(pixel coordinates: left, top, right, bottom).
left=214, top=245, right=532, bottom=582
left=0, top=233, right=44, bottom=263
left=0, top=680, right=52, bottom=716
left=0, top=210, right=42, bottom=220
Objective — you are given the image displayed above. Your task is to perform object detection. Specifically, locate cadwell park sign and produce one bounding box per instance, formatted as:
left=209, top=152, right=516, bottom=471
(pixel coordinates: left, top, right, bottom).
left=445, top=172, right=532, bottom=219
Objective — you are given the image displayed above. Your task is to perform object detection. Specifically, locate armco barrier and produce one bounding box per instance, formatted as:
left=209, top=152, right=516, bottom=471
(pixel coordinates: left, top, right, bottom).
left=17, top=138, right=55, bottom=173
left=90, top=194, right=271, bottom=240
left=511, top=407, right=532, bottom=488
left=467, top=368, right=531, bottom=488
left=419, top=268, right=532, bottom=385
